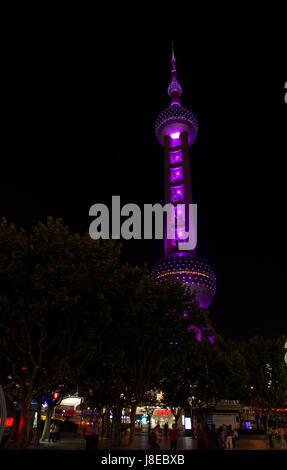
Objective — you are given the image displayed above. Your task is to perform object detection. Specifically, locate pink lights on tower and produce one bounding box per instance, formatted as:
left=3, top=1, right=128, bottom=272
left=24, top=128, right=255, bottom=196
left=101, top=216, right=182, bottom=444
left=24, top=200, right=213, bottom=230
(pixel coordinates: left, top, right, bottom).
left=171, top=131, right=180, bottom=139
left=171, top=185, right=184, bottom=202
left=152, top=42, right=216, bottom=311
left=170, top=166, right=183, bottom=183
left=170, top=150, right=182, bottom=164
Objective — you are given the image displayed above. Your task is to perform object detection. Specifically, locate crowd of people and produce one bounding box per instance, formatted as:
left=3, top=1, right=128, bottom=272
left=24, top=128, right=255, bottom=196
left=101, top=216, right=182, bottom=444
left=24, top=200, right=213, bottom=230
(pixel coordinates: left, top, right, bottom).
left=49, top=419, right=101, bottom=450
left=268, top=425, right=287, bottom=449
left=49, top=418, right=287, bottom=451
left=149, top=421, right=239, bottom=451
left=83, top=421, right=101, bottom=451
left=149, top=423, right=178, bottom=450
left=195, top=420, right=239, bottom=450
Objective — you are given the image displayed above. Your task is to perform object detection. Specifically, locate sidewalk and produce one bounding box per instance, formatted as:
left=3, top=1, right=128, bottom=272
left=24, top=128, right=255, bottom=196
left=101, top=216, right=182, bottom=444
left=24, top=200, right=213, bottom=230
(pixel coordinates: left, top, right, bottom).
left=25, top=431, right=284, bottom=451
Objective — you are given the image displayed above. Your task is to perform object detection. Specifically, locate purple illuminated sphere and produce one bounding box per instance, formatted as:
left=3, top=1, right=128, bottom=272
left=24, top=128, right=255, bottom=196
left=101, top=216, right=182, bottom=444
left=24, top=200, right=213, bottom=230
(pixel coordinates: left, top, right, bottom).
left=151, top=251, right=216, bottom=309
left=155, top=104, right=198, bottom=147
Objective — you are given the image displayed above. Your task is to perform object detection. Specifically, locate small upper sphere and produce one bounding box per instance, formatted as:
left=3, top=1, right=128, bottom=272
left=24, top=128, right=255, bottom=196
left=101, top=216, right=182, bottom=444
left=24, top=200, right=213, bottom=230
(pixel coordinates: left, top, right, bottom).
left=155, top=104, right=198, bottom=147
left=168, top=81, right=182, bottom=97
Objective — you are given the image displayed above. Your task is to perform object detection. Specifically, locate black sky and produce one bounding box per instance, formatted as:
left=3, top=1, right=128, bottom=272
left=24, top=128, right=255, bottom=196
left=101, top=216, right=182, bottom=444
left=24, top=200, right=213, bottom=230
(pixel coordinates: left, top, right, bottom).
left=0, top=40, right=286, bottom=340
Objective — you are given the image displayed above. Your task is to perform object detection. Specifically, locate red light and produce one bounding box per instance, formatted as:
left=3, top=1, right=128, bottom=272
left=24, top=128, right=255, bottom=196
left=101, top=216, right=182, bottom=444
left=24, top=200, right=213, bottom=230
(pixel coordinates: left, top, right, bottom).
left=53, top=393, right=59, bottom=400
left=5, top=417, right=14, bottom=427
left=0, top=417, right=14, bottom=427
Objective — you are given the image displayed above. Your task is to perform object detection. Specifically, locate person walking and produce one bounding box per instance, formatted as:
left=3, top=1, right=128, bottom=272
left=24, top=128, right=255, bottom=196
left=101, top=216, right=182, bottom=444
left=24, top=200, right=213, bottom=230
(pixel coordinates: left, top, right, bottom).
left=48, top=422, right=56, bottom=443
left=196, top=420, right=207, bottom=451
left=53, top=422, right=60, bottom=442
left=164, top=422, right=169, bottom=437
left=169, top=424, right=177, bottom=451
left=225, top=426, right=233, bottom=450
left=268, top=427, right=274, bottom=448
left=92, top=421, right=100, bottom=450
left=232, top=428, right=238, bottom=449
left=217, top=426, right=225, bottom=450
left=279, top=426, right=286, bottom=449
left=85, top=421, right=95, bottom=451
left=149, top=426, right=160, bottom=450
left=207, top=424, right=218, bottom=450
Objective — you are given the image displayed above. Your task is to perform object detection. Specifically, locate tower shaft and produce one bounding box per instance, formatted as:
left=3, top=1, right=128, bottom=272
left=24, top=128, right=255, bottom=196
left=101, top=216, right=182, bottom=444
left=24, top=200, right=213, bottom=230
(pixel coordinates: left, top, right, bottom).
left=164, top=132, right=193, bottom=257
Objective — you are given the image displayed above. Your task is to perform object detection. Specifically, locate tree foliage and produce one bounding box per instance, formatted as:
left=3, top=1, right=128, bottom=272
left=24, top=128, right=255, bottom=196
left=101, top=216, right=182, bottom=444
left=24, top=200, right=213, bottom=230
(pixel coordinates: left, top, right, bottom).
left=0, top=217, right=122, bottom=447
left=161, top=332, right=249, bottom=419
left=243, top=336, right=287, bottom=435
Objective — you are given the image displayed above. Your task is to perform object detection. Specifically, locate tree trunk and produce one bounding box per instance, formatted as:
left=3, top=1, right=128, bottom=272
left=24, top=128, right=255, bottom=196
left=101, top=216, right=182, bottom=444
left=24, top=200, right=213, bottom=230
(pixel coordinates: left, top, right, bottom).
left=175, top=407, right=182, bottom=429
left=112, top=404, right=122, bottom=443
left=148, top=415, right=151, bottom=436
left=128, top=403, right=137, bottom=450
left=104, top=407, right=111, bottom=438
left=15, top=403, right=30, bottom=449
left=199, top=407, right=206, bottom=425
left=265, top=412, right=270, bottom=440
left=34, top=400, right=42, bottom=446
left=41, top=404, right=53, bottom=441
left=275, top=412, right=279, bottom=428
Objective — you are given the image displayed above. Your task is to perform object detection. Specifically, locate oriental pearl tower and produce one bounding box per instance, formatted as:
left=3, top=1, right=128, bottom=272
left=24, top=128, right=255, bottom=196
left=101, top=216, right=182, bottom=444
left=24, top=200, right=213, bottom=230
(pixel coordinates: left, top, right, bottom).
left=151, top=43, right=216, bottom=309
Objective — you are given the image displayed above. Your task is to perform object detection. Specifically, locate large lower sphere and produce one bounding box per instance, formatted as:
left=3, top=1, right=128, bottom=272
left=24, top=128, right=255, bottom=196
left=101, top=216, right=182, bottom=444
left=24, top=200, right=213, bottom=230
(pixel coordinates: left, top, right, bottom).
left=155, top=104, right=198, bottom=146
left=151, top=251, right=216, bottom=308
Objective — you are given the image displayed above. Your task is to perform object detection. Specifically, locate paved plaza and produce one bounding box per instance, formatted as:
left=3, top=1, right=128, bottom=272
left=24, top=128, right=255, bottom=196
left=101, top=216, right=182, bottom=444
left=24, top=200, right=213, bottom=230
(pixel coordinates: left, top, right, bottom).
left=21, top=431, right=286, bottom=451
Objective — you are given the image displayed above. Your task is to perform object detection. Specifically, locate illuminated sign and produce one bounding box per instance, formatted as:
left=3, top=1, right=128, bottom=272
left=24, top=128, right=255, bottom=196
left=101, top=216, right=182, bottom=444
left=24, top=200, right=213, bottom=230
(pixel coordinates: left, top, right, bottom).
left=184, top=417, right=191, bottom=430
left=155, top=409, right=172, bottom=415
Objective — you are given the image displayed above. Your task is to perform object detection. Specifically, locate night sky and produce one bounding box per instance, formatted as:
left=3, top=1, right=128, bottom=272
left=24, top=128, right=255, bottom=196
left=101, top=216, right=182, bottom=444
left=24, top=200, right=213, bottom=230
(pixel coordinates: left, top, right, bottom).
left=1, top=40, right=286, bottom=340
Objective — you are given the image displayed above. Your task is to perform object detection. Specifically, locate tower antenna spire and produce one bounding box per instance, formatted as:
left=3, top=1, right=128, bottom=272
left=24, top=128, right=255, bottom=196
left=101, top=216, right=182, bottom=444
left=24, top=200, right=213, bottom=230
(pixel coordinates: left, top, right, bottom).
left=168, top=40, right=182, bottom=105
left=171, top=40, right=175, bottom=60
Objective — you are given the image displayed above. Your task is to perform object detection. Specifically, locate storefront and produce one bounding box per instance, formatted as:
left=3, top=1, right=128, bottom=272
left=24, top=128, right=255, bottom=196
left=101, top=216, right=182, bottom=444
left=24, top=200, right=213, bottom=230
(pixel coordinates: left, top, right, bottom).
left=151, top=409, right=177, bottom=429
left=135, top=407, right=180, bottom=431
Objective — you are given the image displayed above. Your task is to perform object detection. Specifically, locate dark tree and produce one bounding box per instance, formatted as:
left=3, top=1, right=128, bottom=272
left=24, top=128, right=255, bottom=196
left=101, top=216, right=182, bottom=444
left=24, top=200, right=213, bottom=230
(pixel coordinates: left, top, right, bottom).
left=243, top=336, right=287, bottom=437
left=0, top=217, right=122, bottom=448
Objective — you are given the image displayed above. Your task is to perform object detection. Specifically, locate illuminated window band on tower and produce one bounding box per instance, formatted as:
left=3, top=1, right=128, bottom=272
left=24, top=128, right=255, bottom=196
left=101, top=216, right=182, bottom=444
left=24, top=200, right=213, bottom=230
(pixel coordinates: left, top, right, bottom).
left=151, top=42, right=216, bottom=309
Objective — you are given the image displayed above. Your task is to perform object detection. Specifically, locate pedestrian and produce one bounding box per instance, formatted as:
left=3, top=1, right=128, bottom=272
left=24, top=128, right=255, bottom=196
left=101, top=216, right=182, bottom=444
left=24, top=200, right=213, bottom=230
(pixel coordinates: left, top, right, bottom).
left=53, top=422, right=60, bottom=442
left=196, top=420, right=207, bottom=450
left=207, top=424, right=218, bottom=450
left=92, top=421, right=100, bottom=450
left=279, top=426, right=286, bottom=449
left=156, top=424, right=162, bottom=449
left=49, top=422, right=56, bottom=443
left=268, top=427, right=274, bottom=448
left=169, top=423, right=177, bottom=451
left=149, top=426, right=160, bottom=450
left=164, top=422, right=169, bottom=437
left=217, top=426, right=225, bottom=450
left=232, top=429, right=238, bottom=449
left=273, top=426, right=279, bottom=447
left=85, top=421, right=95, bottom=451
left=225, top=426, right=233, bottom=450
